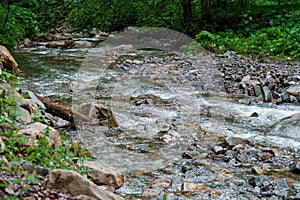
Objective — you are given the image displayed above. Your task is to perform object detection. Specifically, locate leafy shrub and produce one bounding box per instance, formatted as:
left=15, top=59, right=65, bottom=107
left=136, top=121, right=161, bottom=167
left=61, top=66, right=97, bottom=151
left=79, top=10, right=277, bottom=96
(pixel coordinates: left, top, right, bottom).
left=196, top=8, right=300, bottom=60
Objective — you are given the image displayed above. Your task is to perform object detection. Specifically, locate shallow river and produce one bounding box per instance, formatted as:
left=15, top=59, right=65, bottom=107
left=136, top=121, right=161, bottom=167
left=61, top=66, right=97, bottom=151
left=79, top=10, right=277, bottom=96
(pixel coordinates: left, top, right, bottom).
left=15, top=31, right=300, bottom=199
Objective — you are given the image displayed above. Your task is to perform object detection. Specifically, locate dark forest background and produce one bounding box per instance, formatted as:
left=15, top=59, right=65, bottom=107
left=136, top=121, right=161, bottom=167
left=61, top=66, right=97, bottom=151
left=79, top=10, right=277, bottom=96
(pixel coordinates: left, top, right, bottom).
left=1, top=0, right=299, bottom=59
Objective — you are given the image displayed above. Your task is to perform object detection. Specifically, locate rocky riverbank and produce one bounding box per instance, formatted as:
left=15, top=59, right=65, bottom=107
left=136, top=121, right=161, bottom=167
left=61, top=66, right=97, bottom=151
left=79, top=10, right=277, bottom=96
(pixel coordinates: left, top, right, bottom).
left=1, top=27, right=300, bottom=199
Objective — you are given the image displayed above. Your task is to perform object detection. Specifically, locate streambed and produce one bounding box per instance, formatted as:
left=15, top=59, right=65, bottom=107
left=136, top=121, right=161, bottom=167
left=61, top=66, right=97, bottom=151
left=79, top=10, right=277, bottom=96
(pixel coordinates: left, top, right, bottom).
left=15, top=34, right=300, bottom=199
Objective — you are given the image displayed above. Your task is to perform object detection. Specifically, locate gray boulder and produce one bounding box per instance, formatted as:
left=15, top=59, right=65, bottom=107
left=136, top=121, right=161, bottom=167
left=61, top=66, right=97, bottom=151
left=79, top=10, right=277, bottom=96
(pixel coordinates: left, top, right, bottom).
left=47, top=169, right=124, bottom=200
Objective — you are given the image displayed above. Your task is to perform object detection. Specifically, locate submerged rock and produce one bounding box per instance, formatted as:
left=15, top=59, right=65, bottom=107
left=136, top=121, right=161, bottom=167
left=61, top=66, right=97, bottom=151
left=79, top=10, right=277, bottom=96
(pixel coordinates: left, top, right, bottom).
left=265, top=112, right=300, bottom=141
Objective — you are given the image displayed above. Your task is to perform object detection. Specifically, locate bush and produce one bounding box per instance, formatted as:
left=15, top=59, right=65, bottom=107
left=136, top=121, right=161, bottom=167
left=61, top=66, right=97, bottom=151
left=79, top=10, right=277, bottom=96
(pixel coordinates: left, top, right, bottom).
left=196, top=8, right=300, bottom=60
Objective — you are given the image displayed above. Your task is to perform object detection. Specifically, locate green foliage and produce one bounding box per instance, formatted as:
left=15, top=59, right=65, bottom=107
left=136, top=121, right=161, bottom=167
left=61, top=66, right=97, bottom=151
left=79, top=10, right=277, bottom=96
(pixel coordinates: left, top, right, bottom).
left=162, top=193, right=168, bottom=200
left=67, top=0, right=185, bottom=31
left=0, top=68, right=92, bottom=175
left=2, top=128, right=92, bottom=170
left=0, top=2, right=38, bottom=48
left=196, top=4, right=300, bottom=60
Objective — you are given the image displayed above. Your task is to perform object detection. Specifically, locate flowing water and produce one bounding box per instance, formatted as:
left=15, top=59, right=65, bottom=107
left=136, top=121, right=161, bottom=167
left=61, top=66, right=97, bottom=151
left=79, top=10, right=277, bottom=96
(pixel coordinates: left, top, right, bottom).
left=15, top=34, right=300, bottom=199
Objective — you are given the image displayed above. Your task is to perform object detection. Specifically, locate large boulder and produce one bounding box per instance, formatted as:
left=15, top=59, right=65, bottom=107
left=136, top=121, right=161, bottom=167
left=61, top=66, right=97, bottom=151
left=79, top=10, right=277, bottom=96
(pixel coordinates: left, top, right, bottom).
left=0, top=45, right=20, bottom=72
left=84, top=161, right=124, bottom=189
left=286, top=84, right=300, bottom=97
left=17, top=122, right=61, bottom=147
left=47, top=169, right=124, bottom=200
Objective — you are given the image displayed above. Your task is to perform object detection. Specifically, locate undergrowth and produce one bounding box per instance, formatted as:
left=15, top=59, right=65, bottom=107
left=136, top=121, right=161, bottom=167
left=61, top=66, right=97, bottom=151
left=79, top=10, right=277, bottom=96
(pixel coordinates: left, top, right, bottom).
left=196, top=4, right=300, bottom=60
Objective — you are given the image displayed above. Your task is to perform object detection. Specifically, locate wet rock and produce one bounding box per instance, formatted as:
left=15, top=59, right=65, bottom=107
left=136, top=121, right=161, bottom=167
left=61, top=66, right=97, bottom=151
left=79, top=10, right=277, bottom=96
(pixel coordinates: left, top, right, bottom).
left=261, top=147, right=280, bottom=157
left=263, top=86, right=273, bottom=102
left=290, top=161, right=300, bottom=174
left=250, top=112, right=259, bottom=117
left=150, top=178, right=172, bottom=189
left=35, top=32, right=57, bottom=41
left=182, top=152, right=194, bottom=159
left=252, top=165, right=265, bottom=175
left=0, top=45, right=20, bottom=72
left=45, top=112, right=70, bottom=128
left=225, top=136, right=243, bottom=147
left=83, top=161, right=124, bottom=189
left=75, top=41, right=93, bottom=48
left=181, top=183, right=211, bottom=193
left=46, top=40, right=76, bottom=49
left=17, top=122, right=61, bottom=147
left=280, top=92, right=290, bottom=102
left=258, top=152, right=273, bottom=161
left=286, top=84, right=300, bottom=97
left=47, top=169, right=124, bottom=200
left=105, top=45, right=134, bottom=56
left=141, top=189, right=160, bottom=197
left=213, top=146, right=225, bottom=154
left=232, top=144, right=245, bottom=152
left=265, top=112, right=300, bottom=141
left=160, top=130, right=180, bottom=143
left=77, top=103, right=118, bottom=128
left=23, top=38, right=32, bottom=47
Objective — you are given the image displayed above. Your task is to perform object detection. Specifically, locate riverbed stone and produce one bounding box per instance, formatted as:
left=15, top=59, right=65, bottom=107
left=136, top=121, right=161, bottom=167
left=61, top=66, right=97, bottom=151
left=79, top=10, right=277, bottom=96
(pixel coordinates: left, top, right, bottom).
left=263, top=86, right=273, bottom=102
left=105, top=45, right=134, bottom=56
left=141, top=189, right=160, bottom=197
left=213, top=146, right=225, bottom=154
left=225, top=136, right=243, bottom=147
left=281, top=92, right=290, bottom=102
left=15, top=106, right=32, bottom=124
left=181, top=183, right=211, bottom=193
left=77, top=103, right=118, bottom=128
left=45, top=112, right=70, bottom=128
left=254, top=85, right=263, bottom=96
left=84, top=161, right=124, bottom=189
left=26, top=99, right=39, bottom=114
left=290, top=161, right=300, bottom=174
left=75, top=41, right=93, bottom=48
left=46, top=40, right=76, bottom=49
left=47, top=169, right=124, bottom=200
left=150, top=178, right=172, bottom=189
left=17, top=122, right=61, bottom=147
left=286, top=84, right=300, bottom=96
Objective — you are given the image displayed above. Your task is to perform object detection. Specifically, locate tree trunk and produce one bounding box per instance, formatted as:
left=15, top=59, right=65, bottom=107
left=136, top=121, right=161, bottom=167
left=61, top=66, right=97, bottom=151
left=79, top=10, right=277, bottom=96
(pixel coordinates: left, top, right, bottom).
left=182, top=0, right=193, bottom=23
left=201, top=0, right=210, bottom=21
left=36, top=95, right=90, bottom=125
